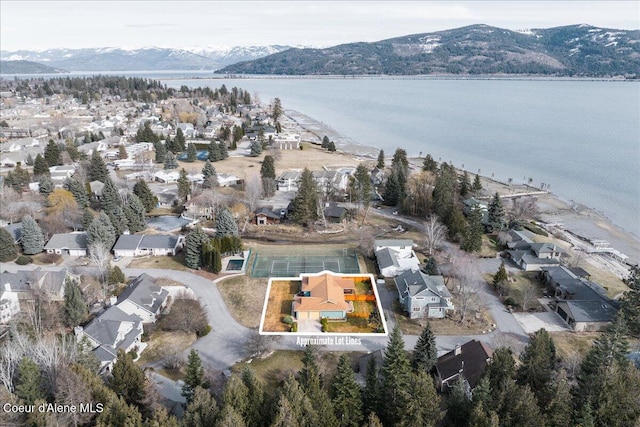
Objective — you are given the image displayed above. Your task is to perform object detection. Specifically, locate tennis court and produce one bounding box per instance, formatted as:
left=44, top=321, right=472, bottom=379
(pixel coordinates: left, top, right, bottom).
left=251, top=246, right=360, bottom=278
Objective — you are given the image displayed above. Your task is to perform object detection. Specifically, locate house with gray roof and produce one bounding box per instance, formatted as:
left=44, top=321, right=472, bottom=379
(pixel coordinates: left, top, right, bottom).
left=541, top=266, right=618, bottom=331
left=112, top=234, right=185, bottom=258
left=374, top=240, right=420, bottom=277
left=115, top=273, right=169, bottom=323
left=75, top=305, right=144, bottom=373
left=505, top=232, right=565, bottom=271
left=395, top=270, right=453, bottom=319
left=1, top=268, right=78, bottom=301
left=2, top=222, right=22, bottom=243
left=44, top=232, right=88, bottom=257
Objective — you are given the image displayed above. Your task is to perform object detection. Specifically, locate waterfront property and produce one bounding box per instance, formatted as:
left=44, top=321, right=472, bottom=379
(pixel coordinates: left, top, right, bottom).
left=505, top=230, right=565, bottom=271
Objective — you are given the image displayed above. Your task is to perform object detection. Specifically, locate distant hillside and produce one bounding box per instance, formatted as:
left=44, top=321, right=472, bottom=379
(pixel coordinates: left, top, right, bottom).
left=218, top=24, right=640, bottom=77
left=0, top=45, right=295, bottom=72
left=0, top=60, right=68, bottom=74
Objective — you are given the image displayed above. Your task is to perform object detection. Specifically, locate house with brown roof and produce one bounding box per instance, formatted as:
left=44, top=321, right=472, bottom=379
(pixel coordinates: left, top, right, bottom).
left=293, top=271, right=357, bottom=320
left=435, top=340, right=493, bottom=394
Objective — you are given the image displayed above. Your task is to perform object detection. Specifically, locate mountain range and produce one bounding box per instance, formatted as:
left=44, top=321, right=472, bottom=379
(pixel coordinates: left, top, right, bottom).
left=220, top=24, right=640, bottom=77
left=1, top=24, right=639, bottom=76
left=0, top=45, right=295, bottom=73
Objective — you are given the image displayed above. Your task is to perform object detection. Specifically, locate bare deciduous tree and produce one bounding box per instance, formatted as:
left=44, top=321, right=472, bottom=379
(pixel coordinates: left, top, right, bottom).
left=243, top=173, right=262, bottom=212
left=521, top=281, right=538, bottom=312
left=497, top=231, right=512, bottom=248
left=159, top=292, right=208, bottom=335
left=508, top=196, right=539, bottom=225
left=88, top=241, right=110, bottom=289
left=244, top=329, right=280, bottom=357
left=424, top=215, right=447, bottom=255
left=446, top=250, right=484, bottom=322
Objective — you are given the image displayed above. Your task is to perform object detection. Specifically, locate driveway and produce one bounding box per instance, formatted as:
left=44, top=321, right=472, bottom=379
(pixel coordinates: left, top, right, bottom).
left=123, top=269, right=252, bottom=370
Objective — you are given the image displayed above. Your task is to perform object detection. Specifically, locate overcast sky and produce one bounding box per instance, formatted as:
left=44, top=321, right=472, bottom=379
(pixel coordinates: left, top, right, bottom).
left=1, top=1, right=638, bottom=51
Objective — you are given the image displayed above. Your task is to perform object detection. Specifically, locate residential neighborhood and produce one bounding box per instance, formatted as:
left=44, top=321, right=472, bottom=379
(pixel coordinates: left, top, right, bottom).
left=0, top=75, right=638, bottom=427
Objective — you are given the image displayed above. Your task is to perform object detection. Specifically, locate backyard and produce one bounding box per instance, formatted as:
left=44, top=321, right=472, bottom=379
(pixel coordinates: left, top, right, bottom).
left=261, top=280, right=299, bottom=332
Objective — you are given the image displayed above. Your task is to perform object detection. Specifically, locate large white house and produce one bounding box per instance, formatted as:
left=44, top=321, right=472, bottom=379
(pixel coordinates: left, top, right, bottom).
left=112, top=234, right=185, bottom=258
left=374, top=239, right=420, bottom=277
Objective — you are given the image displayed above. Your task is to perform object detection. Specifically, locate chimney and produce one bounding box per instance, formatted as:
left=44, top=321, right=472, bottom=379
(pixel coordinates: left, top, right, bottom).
left=109, top=296, right=117, bottom=306
left=454, top=343, right=462, bottom=356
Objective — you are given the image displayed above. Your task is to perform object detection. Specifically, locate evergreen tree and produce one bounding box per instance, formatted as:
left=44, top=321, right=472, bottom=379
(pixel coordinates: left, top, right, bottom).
left=422, top=154, right=438, bottom=172
left=202, top=160, right=218, bottom=188
left=177, top=168, right=191, bottom=203
left=423, top=257, right=439, bottom=275
left=546, top=370, right=573, bottom=427
left=118, top=144, right=128, bottom=159
left=350, top=164, right=372, bottom=208
left=461, top=207, right=483, bottom=252
left=249, top=140, right=262, bottom=157
left=487, top=192, right=506, bottom=232
left=181, top=386, right=218, bottom=427
left=89, top=149, right=109, bottom=182
left=272, top=97, right=283, bottom=122
left=219, top=140, right=229, bottom=159
left=591, top=361, right=640, bottom=427
left=485, top=347, right=516, bottom=414
left=516, top=328, right=557, bottom=409
left=362, top=354, right=379, bottom=417
left=401, top=371, right=441, bottom=427
left=621, top=265, right=640, bottom=337
left=433, top=162, right=458, bottom=227
left=186, top=143, right=197, bottom=162
left=38, top=175, right=54, bottom=197
left=322, top=135, right=330, bottom=149
left=14, top=357, right=46, bottom=406
left=413, top=322, right=437, bottom=373
left=5, top=163, right=30, bottom=192
left=492, top=262, right=509, bottom=296
left=459, top=171, right=471, bottom=197
left=380, top=326, right=411, bottom=425
left=215, top=208, right=238, bottom=238
left=87, top=211, right=117, bottom=248
left=109, top=350, right=146, bottom=407
left=299, top=346, right=339, bottom=427
left=154, top=141, right=166, bottom=163
left=124, top=194, right=147, bottom=233
left=216, top=406, right=246, bottom=427
left=82, top=208, right=94, bottom=230
left=260, top=155, right=276, bottom=179
left=0, top=228, right=18, bottom=262
left=164, top=151, right=178, bottom=169
left=25, top=153, right=34, bottom=166
left=64, top=278, right=87, bottom=326
left=20, top=215, right=45, bottom=255
left=183, top=349, right=205, bottom=402
left=472, top=174, right=483, bottom=194
left=133, top=179, right=158, bottom=213
left=221, top=375, right=249, bottom=424
left=327, top=140, right=337, bottom=152
left=100, top=177, right=119, bottom=214
left=208, top=140, right=222, bottom=162
left=332, top=354, right=364, bottom=427
left=241, top=366, right=265, bottom=427
left=290, top=168, right=318, bottom=225
left=377, top=149, right=385, bottom=169
left=108, top=206, right=128, bottom=238
left=44, top=139, right=61, bottom=166
left=95, top=396, right=143, bottom=427
left=174, top=128, right=186, bottom=152
left=448, top=205, right=467, bottom=242
left=109, top=266, right=126, bottom=284
left=33, top=153, right=49, bottom=177
left=445, top=376, right=473, bottom=427
left=63, top=176, right=90, bottom=209
left=272, top=373, right=319, bottom=427
left=184, top=226, right=208, bottom=269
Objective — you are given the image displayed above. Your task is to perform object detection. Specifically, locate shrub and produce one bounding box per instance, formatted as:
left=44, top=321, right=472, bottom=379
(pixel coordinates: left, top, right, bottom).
left=128, top=351, right=138, bottom=360
left=15, top=255, right=33, bottom=265
left=321, top=317, right=328, bottom=332
left=159, top=297, right=208, bottom=335
left=523, top=222, right=548, bottom=237
left=282, top=315, right=294, bottom=325
left=196, top=324, right=212, bottom=337
left=39, top=253, right=61, bottom=264
left=291, top=323, right=298, bottom=332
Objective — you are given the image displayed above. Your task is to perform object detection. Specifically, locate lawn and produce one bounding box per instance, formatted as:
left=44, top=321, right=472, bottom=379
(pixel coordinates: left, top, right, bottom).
left=582, top=266, right=629, bottom=299
left=393, top=301, right=495, bottom=336
left=355, top=279, right=373, bottom=294
left=484, top=271, right=545, bottom=312
left=551, top=331, right=599, bottom=368
left=137, top=330, right=197, bottom=367
left=217, top=275, right=268, bottom=328
left=127, top=253, right=188, bottom=271
left=262, top=280, right=299, bottom=332
left=326, top=317, right=373, bottom=333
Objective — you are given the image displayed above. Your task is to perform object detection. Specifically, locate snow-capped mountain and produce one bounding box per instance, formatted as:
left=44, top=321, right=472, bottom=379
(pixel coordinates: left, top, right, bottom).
left=0, top=45, right=296, bottom=72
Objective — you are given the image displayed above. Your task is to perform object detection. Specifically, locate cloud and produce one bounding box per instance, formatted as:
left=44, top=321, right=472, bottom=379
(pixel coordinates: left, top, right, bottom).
left=124, top=23, right=178, bottom=28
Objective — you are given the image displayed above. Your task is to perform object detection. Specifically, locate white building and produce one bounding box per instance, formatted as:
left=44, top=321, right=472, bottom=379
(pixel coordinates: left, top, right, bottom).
left=0, top=284, right=20, bottom=324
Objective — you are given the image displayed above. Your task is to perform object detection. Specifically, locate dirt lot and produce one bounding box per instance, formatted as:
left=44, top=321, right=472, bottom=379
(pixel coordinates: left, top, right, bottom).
left=393, top=300, right=495, bottom=336
left=216, top=275, right=269, bottom=329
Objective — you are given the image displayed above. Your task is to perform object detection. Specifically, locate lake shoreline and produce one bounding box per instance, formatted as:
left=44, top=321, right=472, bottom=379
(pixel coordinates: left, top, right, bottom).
left=284, top=108, right=640, bottom=267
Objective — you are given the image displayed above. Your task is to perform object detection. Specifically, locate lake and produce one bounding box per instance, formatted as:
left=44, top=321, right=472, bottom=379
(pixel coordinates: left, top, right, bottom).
left=161, top=77, right=639, bottom=237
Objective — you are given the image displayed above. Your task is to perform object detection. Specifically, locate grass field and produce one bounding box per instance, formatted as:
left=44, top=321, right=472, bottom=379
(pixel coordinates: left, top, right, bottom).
left=138, top=330, right=196, bottom=367
left=262, top=280, right=299, bottom=332
left=127, top=253, right=188, bottom=271
left=217, top=275, right=268, bottom=328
